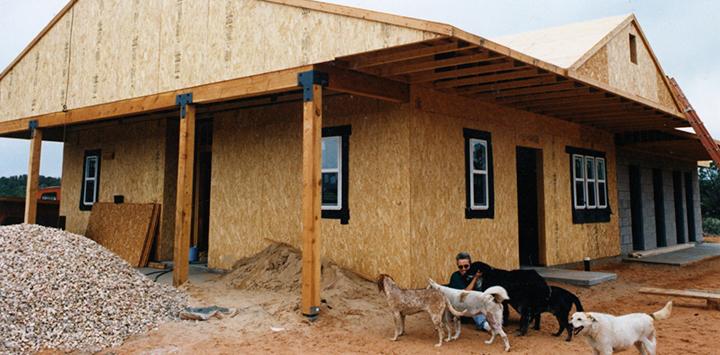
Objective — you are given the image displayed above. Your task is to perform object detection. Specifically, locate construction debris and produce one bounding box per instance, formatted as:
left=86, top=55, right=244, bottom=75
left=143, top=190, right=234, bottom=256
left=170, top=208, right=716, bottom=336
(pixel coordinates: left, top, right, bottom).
left=179, top=306, right=237, bottom=321
left=0, top=224, right=187, bottom=354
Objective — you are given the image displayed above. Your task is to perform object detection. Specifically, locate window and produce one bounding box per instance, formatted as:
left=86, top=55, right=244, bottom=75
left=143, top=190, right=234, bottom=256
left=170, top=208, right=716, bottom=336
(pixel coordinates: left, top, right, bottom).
left=40, top=192, right=57, bottom=201
left=629, top=34, right=637, bottom=64
left=464, top=129, right=494, bottom=219
left=321, top=126, right=351, bottom=224
left=566, top=147, right=610, bottom=223
left=80, top=150, right=101, bottom=211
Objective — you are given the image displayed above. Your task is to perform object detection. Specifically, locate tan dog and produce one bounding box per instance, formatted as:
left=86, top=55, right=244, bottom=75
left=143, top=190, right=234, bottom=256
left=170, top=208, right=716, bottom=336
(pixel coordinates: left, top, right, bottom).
left=377, top=274, right=458, bottom=347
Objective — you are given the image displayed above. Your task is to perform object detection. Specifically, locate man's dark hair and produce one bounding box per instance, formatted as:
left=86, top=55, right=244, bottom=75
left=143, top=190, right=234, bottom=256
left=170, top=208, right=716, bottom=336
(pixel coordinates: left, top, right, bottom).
left=455, top=252, right=471, bottom=262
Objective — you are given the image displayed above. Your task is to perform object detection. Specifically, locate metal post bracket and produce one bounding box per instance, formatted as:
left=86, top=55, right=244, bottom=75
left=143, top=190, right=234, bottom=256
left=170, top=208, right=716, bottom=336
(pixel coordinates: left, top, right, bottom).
left=298, top=70, right=328, bottom=102
left=176, top=93, right=193, bottom=119
left=28, top=120, right=38, bottom=137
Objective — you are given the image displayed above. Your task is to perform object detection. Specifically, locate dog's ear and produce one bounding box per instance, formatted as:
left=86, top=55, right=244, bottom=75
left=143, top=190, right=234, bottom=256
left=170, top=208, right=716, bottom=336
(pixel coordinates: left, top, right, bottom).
left=586, top=313, right=596, bottom=322
left=459, top=292, right=470, bottom=303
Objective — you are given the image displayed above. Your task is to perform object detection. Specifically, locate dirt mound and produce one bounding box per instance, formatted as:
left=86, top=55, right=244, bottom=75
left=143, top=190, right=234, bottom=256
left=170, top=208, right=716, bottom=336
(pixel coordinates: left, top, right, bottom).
left=0, top=224, right=187, bottom=354
left=224, top=243, right=382, bottom=317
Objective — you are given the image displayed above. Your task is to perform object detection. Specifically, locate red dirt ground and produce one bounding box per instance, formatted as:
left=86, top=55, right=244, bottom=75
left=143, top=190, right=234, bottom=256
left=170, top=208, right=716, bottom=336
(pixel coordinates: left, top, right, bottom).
left=96, top=253, right=720, bottom=355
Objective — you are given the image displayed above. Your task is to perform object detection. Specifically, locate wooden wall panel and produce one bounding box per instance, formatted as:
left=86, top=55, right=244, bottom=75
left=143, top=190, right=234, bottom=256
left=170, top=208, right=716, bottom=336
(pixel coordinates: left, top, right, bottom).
left=408, top=88, right=619, bottom=286
left=575, top=46, right=609, bottom=84
left=209, top=95, right=414, bottom=284
left=1, top=0, right=434, bottom=123
left=59, top=119, right=169, bottom=239
left=603, top=23, right=679, bottom=114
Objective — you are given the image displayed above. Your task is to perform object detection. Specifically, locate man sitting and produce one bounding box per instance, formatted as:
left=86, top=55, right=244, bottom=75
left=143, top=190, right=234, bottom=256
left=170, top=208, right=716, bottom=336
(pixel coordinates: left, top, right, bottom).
left=448, top=252, right=490, bottom=331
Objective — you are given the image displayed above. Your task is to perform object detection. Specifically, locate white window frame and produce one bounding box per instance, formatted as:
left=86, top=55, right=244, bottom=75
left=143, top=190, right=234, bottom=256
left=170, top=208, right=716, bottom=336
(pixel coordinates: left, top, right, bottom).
left=321, top=136, right=342, bottom=211
left=585, top=156, right=597, bottom=209
left=82, top=155, right=99, bottom=207
left=596, top=158, right=607, bottom=208
left=572, top=154, right=586, bottom=210
left=469, top=138, right=489, bottom=210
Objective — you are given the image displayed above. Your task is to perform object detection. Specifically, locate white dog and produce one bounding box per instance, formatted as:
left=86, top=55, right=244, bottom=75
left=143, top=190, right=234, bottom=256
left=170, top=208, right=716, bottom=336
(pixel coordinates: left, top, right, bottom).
left=427, top=279, right=511, bottom=352
left=570, top=301, right=672, bottom=355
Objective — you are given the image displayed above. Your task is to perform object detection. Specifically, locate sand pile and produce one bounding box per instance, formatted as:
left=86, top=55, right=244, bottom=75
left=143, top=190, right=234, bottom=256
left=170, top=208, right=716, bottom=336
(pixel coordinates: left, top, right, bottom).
left=225, top=243, right=381, bottom=315
left=0, top=224, right=187, bottom=354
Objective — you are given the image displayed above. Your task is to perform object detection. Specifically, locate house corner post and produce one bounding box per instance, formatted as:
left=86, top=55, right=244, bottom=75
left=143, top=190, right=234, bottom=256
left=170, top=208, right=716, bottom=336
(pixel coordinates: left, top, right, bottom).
left=173, top=93, right=195, bottom=287
left=299, top=70, right=327, bottom=318
left=24, top=121, right=42, bottom=224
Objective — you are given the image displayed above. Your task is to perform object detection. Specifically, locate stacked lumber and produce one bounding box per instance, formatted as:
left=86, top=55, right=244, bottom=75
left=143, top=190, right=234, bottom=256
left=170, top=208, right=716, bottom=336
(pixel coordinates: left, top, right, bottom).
left=85, top=202, right=160, bottom=267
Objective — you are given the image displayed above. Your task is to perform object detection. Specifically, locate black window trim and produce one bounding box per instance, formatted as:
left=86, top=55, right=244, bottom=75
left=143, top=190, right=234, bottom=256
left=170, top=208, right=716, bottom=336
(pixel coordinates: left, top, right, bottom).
left=79, top=149, right=101, bottom=211
left=566, top=146, right=610, bottom=224
left=321, top=125, right=351, bottom=224
left=464, top=128, right=494, bottom=219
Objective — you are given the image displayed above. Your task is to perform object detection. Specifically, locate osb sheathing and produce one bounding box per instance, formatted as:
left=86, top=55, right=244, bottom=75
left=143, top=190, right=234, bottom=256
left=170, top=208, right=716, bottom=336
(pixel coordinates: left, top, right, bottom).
left=0, top=0, right=436, bottom=122
left=209, top=89, right=620, bottom=287
left=407, top=88, right=619, bottom=287
left=59, top=119, right=171, bottom=249
left=575, top=46, right=609, bottom=84
left=209, top=95, right=414, bottom=284
left=599, top=23, right=679, bottom=114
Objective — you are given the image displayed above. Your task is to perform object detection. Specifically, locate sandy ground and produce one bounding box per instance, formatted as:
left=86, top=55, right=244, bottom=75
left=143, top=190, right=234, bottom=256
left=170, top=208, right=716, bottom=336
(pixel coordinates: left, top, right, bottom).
left=95, top=247, right=720, bottom=355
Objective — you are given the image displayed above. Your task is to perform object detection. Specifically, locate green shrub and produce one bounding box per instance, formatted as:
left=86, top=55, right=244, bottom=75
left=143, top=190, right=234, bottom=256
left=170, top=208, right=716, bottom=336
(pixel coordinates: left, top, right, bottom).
left=704, top=217, right=720, bottom=235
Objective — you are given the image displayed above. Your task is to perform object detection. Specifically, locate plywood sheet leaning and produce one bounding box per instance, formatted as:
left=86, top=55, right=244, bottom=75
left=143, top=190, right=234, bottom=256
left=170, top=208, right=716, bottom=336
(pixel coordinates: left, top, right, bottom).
left=85, top=202, right=160, bottom=267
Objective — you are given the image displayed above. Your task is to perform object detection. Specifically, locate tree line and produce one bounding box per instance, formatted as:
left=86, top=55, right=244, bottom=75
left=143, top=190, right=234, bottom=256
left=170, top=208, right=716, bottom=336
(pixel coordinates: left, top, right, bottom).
left=700, top=162, right=720, bottom=235
left=0, top=175, right=61, bottom=198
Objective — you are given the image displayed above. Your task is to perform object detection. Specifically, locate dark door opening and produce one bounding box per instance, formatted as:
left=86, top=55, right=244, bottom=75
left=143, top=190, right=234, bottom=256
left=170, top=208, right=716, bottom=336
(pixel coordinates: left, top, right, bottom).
left=517, top=147, right=543, bottom=266
left=629, top=165, right=645, bottom=251
left=684, top=172, right=696, bottom=242
left=672, top=171, right=686, bottom=244
left=192, top=119, right=213, bottom=263
left=652, top=169, right=667, bottom=247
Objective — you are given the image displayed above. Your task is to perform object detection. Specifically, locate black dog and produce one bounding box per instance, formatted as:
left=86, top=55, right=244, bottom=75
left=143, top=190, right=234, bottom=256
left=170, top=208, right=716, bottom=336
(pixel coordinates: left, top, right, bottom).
left=531, top=286, right=584, bottom=341
left=470, top=261, right=550, bottom=336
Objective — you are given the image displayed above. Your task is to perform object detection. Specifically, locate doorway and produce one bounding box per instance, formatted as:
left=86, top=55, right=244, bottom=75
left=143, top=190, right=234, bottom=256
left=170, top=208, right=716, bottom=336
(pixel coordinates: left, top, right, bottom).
left=516, top=147, right=544, bottom=266
left=192, top=119, right=213, bottom=263
left=672, top=171, right=686, bottom=244
left=652, top=169, right=667, bottom=247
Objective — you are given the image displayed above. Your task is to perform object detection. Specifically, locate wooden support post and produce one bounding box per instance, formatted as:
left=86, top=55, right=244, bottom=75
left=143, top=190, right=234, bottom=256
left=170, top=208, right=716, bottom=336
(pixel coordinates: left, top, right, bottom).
left=173, top=103, right=195, bottom=287
left=301, top=83, right=323, bottom=317
left=24, top=127, right=42, bottom=224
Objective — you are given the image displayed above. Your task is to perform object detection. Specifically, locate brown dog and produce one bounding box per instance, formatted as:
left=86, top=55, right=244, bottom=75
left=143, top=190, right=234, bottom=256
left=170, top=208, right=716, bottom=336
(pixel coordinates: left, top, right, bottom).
left=377, top=274, right=457, bottom=347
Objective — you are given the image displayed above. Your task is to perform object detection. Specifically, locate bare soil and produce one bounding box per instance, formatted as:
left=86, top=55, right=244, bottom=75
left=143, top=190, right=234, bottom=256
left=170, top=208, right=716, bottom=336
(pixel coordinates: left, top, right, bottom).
left=102, top=244, right=720, bottom=355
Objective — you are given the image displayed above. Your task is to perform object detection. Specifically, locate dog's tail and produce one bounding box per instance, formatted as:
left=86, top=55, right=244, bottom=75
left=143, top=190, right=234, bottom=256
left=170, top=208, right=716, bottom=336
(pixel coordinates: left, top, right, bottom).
left=651, top=301, right=672, bottom=321
left=445, top=298, right=468, bottom=317
left=427, top=278, right=440, bottom=289
left=484, top=286, right=510, bottom=304
left=572, top=294, right=584, bottom=312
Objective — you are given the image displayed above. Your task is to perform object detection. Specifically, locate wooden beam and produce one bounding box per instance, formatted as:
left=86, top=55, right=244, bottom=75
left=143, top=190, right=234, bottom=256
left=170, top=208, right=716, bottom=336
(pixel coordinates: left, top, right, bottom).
left=433, top=67, right=541, bottom=89
left=516, top=95, right=619, bottom=110
left=349, top=40, right=478, bottom=69
left=24, top=128, right=42, bottom=224
left=380, top=51, right=498, bottom=76
left=301, top=84, right=323, bottom=317
left=494, top=87, right=593, bottom=104
left=454, top=74, right=557, bottom=95
left=318, top=64, right=409, bottom=103
left=408, top=61, right=516, bottom=83
left=0, top=65, right=311, bottom=136
left=474, top=81, right=577, bottom=100
left=173, top=104, right=196, bottom=287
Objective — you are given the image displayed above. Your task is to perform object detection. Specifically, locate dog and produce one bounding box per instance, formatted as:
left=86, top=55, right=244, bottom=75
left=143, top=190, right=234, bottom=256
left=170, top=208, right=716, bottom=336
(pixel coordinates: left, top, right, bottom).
left=428, top=279, right=511, bottom=352
left=377, top=274, right=458, bottom=347
left=471, top=261, right=551, bottom=335
left=531, top=286, right=584, bottom=341
left=570, top=301, right=672, bottom=355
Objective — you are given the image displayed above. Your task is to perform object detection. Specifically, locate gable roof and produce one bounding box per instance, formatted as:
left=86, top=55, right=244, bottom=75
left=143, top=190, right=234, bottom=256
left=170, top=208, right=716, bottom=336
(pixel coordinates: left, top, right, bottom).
left=493, top=14, right=632, bottom=69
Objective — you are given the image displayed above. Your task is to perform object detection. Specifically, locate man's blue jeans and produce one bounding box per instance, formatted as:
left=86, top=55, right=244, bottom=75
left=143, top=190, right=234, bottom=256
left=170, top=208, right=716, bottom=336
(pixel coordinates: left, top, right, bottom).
left=473, top=314, right=489, bottom=331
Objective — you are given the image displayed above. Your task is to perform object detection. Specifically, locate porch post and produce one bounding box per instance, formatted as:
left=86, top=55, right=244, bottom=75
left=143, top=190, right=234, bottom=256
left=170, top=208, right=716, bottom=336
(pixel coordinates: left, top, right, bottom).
left=173, top=94, right=195, bottom=286
left=299, top=71, right=326, bottom=318
left=24, top=123, right=42, bottom=224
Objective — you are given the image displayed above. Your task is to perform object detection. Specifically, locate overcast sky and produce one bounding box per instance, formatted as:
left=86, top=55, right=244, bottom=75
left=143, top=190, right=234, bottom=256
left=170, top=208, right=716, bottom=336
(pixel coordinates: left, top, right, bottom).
left=0, top=0, right=718, bottom=178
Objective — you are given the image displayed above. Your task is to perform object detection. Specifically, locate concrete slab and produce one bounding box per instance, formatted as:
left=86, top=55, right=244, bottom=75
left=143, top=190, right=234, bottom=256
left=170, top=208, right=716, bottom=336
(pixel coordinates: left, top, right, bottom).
left=522, top=266, right=617, bottom=286
left=623, top=243, right=720, bottom=266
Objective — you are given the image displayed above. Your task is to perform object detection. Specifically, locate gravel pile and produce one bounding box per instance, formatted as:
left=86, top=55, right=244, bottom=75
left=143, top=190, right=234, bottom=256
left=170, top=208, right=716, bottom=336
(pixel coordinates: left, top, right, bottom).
left=0, top=224, right=187, bottom=354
